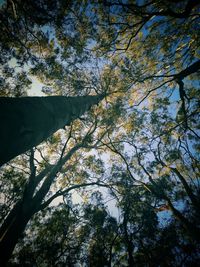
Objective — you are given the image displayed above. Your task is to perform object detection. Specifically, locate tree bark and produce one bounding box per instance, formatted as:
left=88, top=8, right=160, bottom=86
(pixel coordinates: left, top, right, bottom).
left=0, top=94, right=104, bottom=166
left=122, top=209, right=134, bottom=267
left=175, top=59, right=200, bottom=80
left=0, top=200, right=37, bottom=266
left=165, top=197, right=200, bottom=241
left=171, top=167, right=200, bottom=212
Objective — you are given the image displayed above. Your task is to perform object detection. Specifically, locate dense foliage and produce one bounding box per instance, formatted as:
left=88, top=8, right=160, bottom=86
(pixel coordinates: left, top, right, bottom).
left=0, top=0, right=200, bottom=266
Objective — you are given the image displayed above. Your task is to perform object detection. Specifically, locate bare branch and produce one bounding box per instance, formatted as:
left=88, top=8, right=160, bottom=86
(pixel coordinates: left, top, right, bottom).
left=38, top=181, right=110, bottom=211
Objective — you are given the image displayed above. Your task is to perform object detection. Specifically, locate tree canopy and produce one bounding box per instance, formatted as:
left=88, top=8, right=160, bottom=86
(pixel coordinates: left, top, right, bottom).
left=0, top=0, right=200, bottom=266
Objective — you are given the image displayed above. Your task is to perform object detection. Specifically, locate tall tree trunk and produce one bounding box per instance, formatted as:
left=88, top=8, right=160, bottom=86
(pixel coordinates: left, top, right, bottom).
left=123, top=213, right=134, bottom=267
left=0, top=94, right=104, bottom=166
left=171, top=167, right=200, bottom=213
left=0, top=200, right=37, bottom=266
left=166, top=197, right=200, bottom=241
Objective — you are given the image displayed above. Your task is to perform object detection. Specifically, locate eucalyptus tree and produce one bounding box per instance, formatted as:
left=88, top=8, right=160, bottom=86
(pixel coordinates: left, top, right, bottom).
left=86, top=0, right=200, bottom=242
left=9, top=192, right=119, bottom=267
left=82, top=191, right=120, bottom=267
left=109, top=172, right=174, bottom=266
left=0, top=66, right=122, bottom=265
left=101, top=101, right=200, bottom=236
left=11, top=203, right=88, bottom=267
left=89, top=0, right=200, bottom=133
left=0, top=93, right=122, bottom=266
left=107, top=159, right=200, bottom=266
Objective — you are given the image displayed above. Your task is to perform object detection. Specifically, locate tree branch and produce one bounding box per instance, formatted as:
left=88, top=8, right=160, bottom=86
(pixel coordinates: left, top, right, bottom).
left=38, top=181, right=110, bottom=211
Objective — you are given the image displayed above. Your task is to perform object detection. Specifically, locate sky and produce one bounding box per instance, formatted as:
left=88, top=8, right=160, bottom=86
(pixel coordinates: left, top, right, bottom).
left=29, top=76, right=45, bottom=96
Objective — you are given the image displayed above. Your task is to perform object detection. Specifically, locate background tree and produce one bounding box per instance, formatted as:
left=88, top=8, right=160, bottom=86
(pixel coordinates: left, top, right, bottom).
left=12, top=203, right=88, bottom=267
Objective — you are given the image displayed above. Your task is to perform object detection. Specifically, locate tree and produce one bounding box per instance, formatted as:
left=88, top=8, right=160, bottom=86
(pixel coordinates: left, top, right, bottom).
left=90, top=0, right=200, bottom=133
left=101, top=103, right=200, bottom=239
left=12, top=203, right=88, bottom=267
left=0, top=118, right=110, bottom=265
left=108, top=165, right=200, bottom=266
left=82, top=192, right=119, bottom=267
left=0, top=2, right=110, bottom=262
left=9, top=192, right=120, bottom=267
left=89, top=0, right=200, bottom=242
